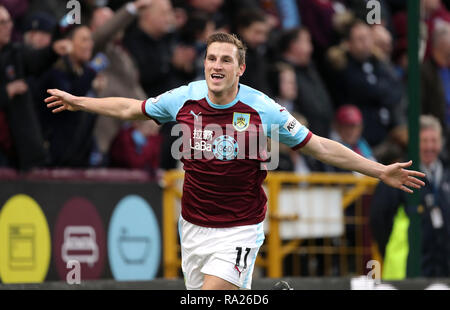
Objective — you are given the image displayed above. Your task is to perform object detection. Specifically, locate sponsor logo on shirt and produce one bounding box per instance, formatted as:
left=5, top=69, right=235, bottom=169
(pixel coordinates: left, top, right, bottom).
left=190, top=110, right=202, bottom=121
left=212, top=135, right=239, bottom=161
left=190, top=128, right=213, bottom=152
left=283, top=114, right=300, bottom=136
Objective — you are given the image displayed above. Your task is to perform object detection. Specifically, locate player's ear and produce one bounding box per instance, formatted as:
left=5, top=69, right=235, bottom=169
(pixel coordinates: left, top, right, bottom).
left=238, top=63, right=246, bottom=77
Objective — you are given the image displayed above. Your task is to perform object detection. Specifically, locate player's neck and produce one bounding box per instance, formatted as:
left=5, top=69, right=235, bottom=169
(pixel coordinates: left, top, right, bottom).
left=208, top=84, right=239, bottom=106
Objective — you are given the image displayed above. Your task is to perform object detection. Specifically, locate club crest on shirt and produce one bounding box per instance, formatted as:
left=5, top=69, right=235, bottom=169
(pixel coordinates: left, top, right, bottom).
left=232, top=112, right=250, bottom=132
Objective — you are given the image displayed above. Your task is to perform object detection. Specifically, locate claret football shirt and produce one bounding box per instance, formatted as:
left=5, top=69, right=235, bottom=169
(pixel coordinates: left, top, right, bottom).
left=142, top=80, right=312, bottom=227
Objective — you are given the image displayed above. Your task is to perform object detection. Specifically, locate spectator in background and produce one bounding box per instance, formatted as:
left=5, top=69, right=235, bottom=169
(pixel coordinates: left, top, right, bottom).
left=328, top=105, right=375, bottom=171
left=370, top=115, right=450, bottom=278
left=109, top=120, right=162, bottom=176
left=328, top=104, right=376, bottom=274
left=267, top=62, right=316, bottom=172
left=268, top=62, right=297, bottom=113
left=278, top=27, right=334, bottom=138
left=371, top=24, right=394, bottom=64
left=123, top=0, right=196, bottom=97
left=392, top=0, right=450, bottom=61
left=174, top=0, right=227, bottom=31
left=89, top=1, right=151, bottom=165
left=322, top=104, right=376, bottom=173
left=0, top=0, right=29, bottom=42
left=242, top=0, right=300, bottom=32
left=327, top=20, right=407, bottom=163
left=36, top=24, right=98, bottom=167
left=298, top=0, right=347, bottom=54
left=256, top=0, right=283, bottom=30
left=276, top=0, right=301, bottom=30
left=123, top=0, right=197, bottom=171
left=390, top=3, right=409, bottom=81
left=370, top=24, right=410, bottom=129
left=422, top=0, right=450, bottom=59
left=0, top=5, right=71, bottom=170
left=27, top=0, right=69, bottom=22
left=178, top=11, right=216, bottom=80
left=235, top=9, right=271, bottom=94
left=421, top=22, right=450, bottom=162
left=21, top=12, right=57, bottom=108
left=391, top=32, right=408, bottom=82
left=22, top=11, right=55, bottom=49
left=22, top=11, right=57, bottom=107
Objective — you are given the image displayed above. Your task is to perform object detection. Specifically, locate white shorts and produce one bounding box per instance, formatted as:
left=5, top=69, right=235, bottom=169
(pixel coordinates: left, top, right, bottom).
left=178, top=216, right=265, bottom=290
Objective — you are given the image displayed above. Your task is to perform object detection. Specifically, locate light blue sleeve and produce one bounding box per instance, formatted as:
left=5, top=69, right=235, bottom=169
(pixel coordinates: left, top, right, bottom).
left=142, top=85, right=189, bottom=124
left=259, top=97, right=312, bottom=149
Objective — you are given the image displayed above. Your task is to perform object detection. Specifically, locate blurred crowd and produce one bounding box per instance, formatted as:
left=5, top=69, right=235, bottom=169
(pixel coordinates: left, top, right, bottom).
left=1, top=0, right=450, bottom=278
left=0, top=0, right=449, bottom=176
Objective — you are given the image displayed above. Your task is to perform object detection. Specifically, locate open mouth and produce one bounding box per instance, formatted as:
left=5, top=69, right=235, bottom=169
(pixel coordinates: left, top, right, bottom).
left=211, top=73, right=225, bottom=81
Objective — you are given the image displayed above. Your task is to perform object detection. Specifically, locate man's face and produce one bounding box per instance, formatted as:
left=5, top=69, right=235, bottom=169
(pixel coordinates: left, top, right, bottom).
left=90, top=7, right=114, bottom=32
left=279, top=68, right=297, bottom=100
left=348, top=24, right=373, bottom=61
left=24, top=30, right=52, bottom=49
left=336, top=123, right=363, bottom=146
left=372, top=25, right=392, bottom=56
left=71, top=26, right=93, bottom=64
left=422, top=0, right=441, bottom=12
left=204, top=42, right=245, bottom=95
left=140, top=0, right=174, bottom=37
left=290, top=30, right=313, bottom=66
left=240, top=21, right=269, bottom=49
left=0, top=7, right=12, bottom=47
left=420, top=127, right=442, bottom=166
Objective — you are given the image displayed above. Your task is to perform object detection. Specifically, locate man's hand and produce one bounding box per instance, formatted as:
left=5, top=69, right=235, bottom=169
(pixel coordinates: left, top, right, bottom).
left=45, top=90, right=146, bottom=120
left=379, top=160, right=426, bottom=194
left=300, top=135, right=425, bottom=194
left=6, top=79, right=28, bottom=98
left=52, top=39, right=73, bottom=56
left=45, top=89, right=80, bottom=113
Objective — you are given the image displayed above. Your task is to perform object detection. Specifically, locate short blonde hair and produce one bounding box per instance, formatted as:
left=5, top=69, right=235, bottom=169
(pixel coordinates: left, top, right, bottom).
left=206, top=32, right=247, bottom=66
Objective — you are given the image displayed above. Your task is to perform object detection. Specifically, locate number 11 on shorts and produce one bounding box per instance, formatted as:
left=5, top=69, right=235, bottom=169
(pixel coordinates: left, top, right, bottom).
left=235, top=247, right=251, bottom=274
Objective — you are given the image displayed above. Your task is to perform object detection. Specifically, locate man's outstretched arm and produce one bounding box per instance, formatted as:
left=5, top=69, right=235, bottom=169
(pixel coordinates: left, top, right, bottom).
left=300, top=134, right=425, bottom=193
left=45, top=89, right=148, bottom=120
